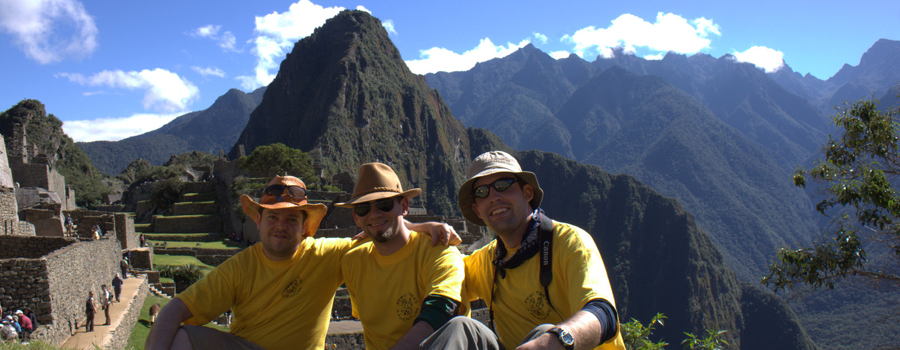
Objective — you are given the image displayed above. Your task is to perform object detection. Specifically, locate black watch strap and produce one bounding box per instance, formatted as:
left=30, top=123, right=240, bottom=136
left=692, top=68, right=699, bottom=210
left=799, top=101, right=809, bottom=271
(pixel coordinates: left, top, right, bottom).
left=547, top=326, right=575, bottom=350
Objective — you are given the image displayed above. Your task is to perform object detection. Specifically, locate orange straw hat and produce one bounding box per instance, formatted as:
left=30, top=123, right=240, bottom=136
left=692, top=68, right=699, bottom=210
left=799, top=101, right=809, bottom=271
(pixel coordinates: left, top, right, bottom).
left=240, top=175, right=327, bottom=237
left=335, top=163, right=421, bottom=207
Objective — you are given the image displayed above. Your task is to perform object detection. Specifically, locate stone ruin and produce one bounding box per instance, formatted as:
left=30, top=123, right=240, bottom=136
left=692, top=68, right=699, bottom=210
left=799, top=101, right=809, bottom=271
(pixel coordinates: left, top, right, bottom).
left=0, top=125, right=146, bottom=348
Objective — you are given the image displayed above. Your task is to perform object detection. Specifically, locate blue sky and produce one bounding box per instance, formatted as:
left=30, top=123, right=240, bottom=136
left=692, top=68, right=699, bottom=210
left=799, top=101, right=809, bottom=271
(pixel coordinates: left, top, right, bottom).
left=1, top=0, right=897, bottom=143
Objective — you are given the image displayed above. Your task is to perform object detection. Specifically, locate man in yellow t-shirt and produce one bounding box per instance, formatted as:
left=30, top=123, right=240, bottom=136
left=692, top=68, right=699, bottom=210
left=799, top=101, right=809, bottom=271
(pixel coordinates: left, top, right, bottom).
left=337, top=163, right=465, bottom=350
left=422, top=151, right=626, bottom=350
left=145, top=175, right=458, bottom=350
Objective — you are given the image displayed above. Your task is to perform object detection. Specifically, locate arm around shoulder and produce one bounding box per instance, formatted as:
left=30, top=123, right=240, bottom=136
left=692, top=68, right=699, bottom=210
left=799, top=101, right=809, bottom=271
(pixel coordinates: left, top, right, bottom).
left=145, top=298, right=194, bottom=350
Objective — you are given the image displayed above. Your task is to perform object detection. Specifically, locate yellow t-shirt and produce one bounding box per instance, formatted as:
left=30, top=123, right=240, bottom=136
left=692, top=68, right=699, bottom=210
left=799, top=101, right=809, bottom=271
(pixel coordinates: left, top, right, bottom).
left=176, top=237, right=357, bottom=350
left=341, top=230, right=465, bottom=350
left=464, top=221, right=625, bottom=350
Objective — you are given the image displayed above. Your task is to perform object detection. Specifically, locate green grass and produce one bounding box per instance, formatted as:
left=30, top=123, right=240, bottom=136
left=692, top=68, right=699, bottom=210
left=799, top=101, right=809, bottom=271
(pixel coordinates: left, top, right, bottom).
left=145, top=240, right=240, bottom=249
left=126, top=294, right=230, bottom=350
left=159, top=277, right=174, bottom=284
left=152, top=255, right=215, bottom=276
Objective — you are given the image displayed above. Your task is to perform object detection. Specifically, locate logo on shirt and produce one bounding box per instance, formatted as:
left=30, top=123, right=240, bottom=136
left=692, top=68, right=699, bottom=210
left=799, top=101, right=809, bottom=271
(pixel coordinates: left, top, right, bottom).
left=282, top=277, right=303, bottom=298
left=525, top=291, right=550, bottom=320
left=396, top=293, right=419, bottom=321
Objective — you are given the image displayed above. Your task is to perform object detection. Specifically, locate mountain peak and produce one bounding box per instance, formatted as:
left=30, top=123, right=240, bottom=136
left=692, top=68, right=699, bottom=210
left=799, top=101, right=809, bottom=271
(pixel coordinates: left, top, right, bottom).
left=231, top=10, right=470, bottom=214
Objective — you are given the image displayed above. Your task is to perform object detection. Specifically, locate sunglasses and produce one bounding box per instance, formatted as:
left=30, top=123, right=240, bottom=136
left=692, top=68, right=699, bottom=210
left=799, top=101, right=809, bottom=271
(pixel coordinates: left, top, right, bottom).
left=472, top=178, right=518, bottom=199
left=354, top=198, right=397, bottom=217
left=264, top=185, right=307, bottom=199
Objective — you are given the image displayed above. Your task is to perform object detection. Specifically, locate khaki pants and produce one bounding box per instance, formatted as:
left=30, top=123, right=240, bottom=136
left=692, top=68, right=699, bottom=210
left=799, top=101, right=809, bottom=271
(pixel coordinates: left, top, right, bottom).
left=181, top=325, right=266, bottom=350
left=420, top=316, right=555, bottom=350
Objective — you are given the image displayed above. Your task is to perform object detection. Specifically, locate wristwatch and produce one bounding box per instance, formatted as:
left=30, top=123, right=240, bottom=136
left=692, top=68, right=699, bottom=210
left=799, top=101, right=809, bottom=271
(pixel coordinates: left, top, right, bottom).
left=547, top=327, right=575, bottom=350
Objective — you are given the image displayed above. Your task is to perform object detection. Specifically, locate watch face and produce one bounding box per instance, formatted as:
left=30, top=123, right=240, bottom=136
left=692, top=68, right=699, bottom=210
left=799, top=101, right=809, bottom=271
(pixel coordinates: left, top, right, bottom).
left=560, top=330, right=575, bottom=346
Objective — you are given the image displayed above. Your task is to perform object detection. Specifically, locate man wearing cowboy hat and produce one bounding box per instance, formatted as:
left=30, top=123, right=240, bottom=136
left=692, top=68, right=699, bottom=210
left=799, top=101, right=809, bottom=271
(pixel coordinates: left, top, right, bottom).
left=421, top=151, right=624, bottom=350
left=336, top=163, right=465, bottom=350
left=146, top=175, right=459, bottom=350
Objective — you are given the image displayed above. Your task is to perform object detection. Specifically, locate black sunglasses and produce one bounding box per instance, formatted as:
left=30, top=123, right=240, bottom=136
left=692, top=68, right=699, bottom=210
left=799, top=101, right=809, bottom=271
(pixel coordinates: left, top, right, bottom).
left=354, top=198, right=397, bottom=217
left=264, top=185, right=307, bottom=199
left=472, top=178, right=518, bottom=199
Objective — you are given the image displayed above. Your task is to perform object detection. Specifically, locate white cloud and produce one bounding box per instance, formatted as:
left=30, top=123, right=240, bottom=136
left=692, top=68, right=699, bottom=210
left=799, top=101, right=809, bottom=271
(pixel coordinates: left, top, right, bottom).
left=62, top=112, right=185, bottom=142
left=645, top=53, right=666, bottom=60
left=405, top=38, right=531, bottom=75
left=549, top=51, right=571, bottom=59
left=383, top=19, right=397, bottom=36
left=533, top=32, right=548, bottom=44
left=192, top=24, right=239, bottom=52
left=56, top=69, right=199, bottom=112
left=564, top=12, right=720, bottom=60
left=0, top=0, right=98, bottom=64
left=192, top=66, right=226, bottom=78
left=732, top=46, right=785, bottom=73
left=236, top=0, right=347, bottom=90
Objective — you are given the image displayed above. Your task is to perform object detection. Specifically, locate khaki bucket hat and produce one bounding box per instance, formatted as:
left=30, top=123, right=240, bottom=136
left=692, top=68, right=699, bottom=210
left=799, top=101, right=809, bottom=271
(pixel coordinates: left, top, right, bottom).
left=458, top=151, right=543, bottom=226
left=336, top=163, right=421, bottom=207
left=240, top=175, right=327, bottom=237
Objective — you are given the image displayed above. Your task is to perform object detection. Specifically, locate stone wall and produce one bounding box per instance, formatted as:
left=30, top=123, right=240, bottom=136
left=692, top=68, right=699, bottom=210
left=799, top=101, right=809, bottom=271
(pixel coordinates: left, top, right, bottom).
left=105, top=277, right=148, bottom=350
left=0, top=258, right=51, bottom=323
left=64, top=210, right=117, bottom=240
left=129, top=248, right=153, bottom=270
left=24, top=208, right=64, bottom=237
left=183, top=181, right=215, bottom=194
left=38, top=235, right=121, bottom=345
left=324, top=332, right=365, bottom=350
left=153, top=215, right=221, bottom=233
left=0, top=187, right=34, bottom=236
left=0, top=135, right=14, bottom=189
left=172, top=201, right=218, bottom=216
left=114, top=213, right=138, bottom=250
left=0, top=236, right=76, bottom=259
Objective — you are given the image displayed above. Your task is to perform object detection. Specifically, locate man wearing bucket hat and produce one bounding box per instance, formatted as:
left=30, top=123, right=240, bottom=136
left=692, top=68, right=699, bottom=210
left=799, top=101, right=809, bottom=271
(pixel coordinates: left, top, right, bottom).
left=421, top=151, right=624, bottom=350
left=337, top=163, right=465, bottom=350
left=146, top=175, right=459, bottom=350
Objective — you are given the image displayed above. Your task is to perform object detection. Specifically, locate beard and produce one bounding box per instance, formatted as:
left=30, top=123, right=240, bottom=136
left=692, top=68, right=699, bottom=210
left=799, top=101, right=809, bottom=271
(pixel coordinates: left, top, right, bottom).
left=369, top=222, right=397, bottom=243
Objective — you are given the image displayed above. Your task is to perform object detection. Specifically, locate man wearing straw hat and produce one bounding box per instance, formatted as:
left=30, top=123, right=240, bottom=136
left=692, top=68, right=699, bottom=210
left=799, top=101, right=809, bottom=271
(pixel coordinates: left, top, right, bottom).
left=422, top=151, right=624, bottom=350
left=146, top=175, right=458, bottom=350
left=337, top=163, right=465, bottom=350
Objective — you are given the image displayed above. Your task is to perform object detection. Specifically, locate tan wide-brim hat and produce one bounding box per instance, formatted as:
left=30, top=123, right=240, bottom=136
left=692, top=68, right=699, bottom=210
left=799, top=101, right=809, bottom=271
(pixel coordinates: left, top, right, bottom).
left=240, top=175, right=327, bottom=237
left=335, top=162, right=421, bottom=207
left=458, top=151, right=543, bottom=226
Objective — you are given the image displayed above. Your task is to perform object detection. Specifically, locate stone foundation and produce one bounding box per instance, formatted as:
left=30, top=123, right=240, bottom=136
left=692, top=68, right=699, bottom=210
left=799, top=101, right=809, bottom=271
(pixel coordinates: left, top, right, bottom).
left=324, top=332, right=365, bottom=350
left=153, top=215, right=222, bottom=233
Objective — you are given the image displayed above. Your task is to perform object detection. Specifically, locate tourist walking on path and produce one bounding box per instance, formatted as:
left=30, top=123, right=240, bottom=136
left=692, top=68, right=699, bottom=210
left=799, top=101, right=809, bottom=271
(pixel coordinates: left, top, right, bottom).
left=112, top=274, right=123, bottom=302
left=101, top=285, right=112, bottom=325
left=85, top=290, right=96, bottom=332
left=120, top=259, right=129, bottom=279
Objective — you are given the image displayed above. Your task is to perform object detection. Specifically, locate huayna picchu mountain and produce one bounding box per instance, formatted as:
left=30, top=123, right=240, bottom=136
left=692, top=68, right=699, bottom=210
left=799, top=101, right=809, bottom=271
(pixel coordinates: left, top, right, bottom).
left=227, top=10, right=817, bottom=349
left=230, top=10, right=470, bottom=215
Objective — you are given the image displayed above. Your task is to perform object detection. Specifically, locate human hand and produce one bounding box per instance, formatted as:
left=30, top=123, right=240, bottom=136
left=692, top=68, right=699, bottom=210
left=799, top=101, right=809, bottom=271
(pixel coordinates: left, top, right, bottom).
left=428, top=223, right=462, bottom=246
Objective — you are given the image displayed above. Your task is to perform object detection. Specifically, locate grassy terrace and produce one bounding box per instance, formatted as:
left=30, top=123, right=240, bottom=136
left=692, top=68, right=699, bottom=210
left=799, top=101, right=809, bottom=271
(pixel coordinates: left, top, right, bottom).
left=145, top=240, right=242, bottom=249
left=152, top=255, right=215, bottom=275
left=127, top=295, right=229, bottom=349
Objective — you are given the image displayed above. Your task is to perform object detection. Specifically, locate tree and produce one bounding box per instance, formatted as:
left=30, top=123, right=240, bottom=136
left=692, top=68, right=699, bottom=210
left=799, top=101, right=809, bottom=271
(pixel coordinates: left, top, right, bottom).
left=763, top=96, right=900, bottom=292
left=239, top=143, right=318, bottom=183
